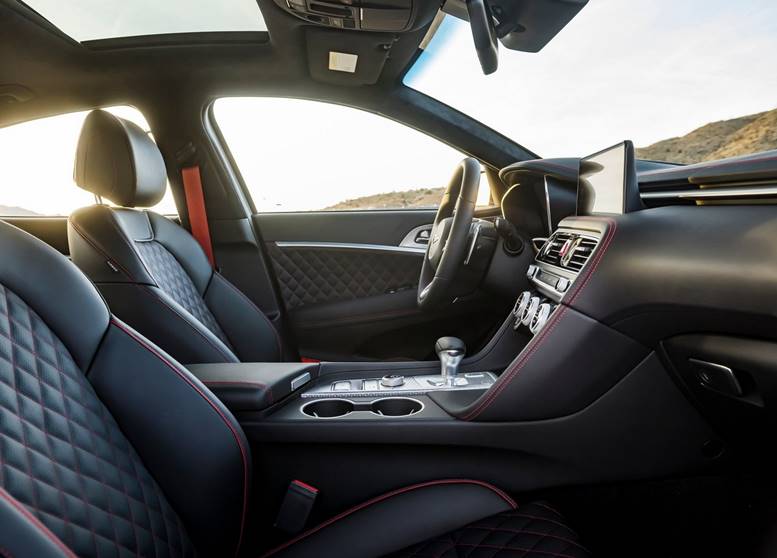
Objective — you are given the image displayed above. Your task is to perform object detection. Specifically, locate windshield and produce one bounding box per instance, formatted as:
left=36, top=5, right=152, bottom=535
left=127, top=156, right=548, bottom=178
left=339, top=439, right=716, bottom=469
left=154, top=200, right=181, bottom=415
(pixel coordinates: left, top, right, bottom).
left=404, top=0, right=777, bottom=164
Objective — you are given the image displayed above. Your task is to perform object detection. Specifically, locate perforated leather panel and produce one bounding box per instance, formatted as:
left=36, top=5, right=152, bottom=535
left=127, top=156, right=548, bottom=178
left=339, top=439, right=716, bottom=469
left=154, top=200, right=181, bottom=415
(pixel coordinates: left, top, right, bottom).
left=0, top=284, right=196, bottom=558
left=387, top=502, right=590, bottom=558
left=266, top=244, right=421, bottom=310
left=134, top=240, right=230, bottom=347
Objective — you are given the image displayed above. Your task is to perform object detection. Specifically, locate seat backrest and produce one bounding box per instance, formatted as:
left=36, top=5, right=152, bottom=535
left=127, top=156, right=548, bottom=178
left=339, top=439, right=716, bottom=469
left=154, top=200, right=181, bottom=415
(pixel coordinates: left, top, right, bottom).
left=0, top=219, right=251, bottom=557
left=68, top=110, right=282, bottom=365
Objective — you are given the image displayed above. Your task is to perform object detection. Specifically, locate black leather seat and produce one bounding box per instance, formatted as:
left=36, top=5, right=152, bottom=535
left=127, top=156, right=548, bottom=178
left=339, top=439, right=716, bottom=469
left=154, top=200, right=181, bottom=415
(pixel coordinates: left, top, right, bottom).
left=67, top=109, right=282, bottom=365
left=0, top=218, right=589, bottom=557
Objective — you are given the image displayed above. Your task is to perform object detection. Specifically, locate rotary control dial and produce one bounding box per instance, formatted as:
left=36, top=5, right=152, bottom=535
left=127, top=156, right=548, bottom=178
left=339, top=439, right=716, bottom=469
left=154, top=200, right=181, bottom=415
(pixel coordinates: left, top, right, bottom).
left=521, top=296, right=541, bottom=326
left=512, top=291, right=532, bottom=330
left=529, top=302, right=553, bottom=334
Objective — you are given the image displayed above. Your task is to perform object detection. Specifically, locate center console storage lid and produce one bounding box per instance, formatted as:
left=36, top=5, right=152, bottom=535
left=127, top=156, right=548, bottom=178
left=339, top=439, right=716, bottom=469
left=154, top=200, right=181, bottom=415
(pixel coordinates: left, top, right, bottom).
left=186, top=362, right=318, bottom=412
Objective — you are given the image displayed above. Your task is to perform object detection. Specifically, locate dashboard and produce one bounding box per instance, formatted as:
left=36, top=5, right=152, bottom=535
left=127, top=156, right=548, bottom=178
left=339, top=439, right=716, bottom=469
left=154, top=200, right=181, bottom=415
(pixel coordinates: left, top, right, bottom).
left=495, top=144, right=777, bottom=453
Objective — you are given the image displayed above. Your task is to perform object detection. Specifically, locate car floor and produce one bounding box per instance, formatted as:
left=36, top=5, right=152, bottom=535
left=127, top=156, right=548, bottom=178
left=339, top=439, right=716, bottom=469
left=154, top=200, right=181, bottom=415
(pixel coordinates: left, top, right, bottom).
left=546, top=473, right=775, bottom=557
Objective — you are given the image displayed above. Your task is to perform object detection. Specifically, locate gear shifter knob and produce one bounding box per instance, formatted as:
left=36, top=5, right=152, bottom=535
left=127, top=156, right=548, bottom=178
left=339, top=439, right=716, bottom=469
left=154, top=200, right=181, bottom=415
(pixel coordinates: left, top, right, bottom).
left=435, top=337, right=466, bottom=386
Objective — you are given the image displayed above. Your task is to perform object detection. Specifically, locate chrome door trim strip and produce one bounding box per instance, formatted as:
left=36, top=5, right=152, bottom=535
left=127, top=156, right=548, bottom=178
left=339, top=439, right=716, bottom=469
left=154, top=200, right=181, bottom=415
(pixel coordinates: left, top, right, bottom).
left=275, top=241, right=426, bottom=255
left=641, top=184, right=777, bottom=200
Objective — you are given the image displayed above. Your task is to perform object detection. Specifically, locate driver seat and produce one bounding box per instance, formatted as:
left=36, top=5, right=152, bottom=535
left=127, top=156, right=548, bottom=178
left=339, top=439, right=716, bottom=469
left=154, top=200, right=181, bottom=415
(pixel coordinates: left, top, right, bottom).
left=67, top=110, right=282, bottom=365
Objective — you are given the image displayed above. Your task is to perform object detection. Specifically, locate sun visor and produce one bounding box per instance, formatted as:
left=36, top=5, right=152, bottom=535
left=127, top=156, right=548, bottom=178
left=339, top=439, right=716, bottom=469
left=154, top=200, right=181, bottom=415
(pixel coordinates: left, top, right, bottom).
left=306, top=27, right=395, bottom=85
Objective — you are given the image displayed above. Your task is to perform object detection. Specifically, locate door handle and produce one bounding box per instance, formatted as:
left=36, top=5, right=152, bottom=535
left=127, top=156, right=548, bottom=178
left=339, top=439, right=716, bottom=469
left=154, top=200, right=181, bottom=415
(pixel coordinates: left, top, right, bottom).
left=415, top=229, right=431, bottom=244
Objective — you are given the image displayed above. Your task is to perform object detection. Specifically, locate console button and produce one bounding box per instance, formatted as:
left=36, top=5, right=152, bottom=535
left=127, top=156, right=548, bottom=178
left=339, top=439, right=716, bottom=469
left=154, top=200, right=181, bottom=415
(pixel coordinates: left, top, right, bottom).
left=380, top=375, right=405, bottom=387
left=333, top=381, right=351, bottom=391
left=557, top=278, right=570, bottom=292
left=526, top=265, right=538, bottom=279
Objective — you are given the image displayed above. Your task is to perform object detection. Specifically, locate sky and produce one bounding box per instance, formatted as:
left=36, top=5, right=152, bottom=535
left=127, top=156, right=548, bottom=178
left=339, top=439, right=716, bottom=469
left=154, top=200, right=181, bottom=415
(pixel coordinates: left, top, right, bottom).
left=2, top=0, right=777, bottom=215
left=406, top=0, right=777, bottom=157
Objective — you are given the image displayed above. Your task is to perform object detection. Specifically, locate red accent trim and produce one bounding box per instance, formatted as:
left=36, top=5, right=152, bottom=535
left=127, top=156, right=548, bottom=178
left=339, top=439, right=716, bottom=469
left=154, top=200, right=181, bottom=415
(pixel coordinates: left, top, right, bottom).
left=300, top=357, right=320, bottom=363
left=261, top=479, right=516, bottom=557
left=292, top=480, right=319, bottom=494
left=181, top=166, right=215, bottom=267
left=0, top=487, right=78, bottom=558
left=461, top=218, right=617, bottom=421
left=110, top=318, right=248, bottom=557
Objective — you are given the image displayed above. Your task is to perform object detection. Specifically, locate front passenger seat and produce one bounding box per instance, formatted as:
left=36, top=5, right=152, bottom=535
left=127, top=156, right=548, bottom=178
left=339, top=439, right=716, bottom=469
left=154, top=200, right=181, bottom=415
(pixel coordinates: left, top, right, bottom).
left=68, top=110, right=282, bottom=365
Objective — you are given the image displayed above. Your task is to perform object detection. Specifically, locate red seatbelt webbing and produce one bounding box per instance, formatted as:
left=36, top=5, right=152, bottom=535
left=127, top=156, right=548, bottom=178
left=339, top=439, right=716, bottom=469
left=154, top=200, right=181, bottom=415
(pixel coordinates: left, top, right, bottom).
left=181, top=165, right=215, bottom=267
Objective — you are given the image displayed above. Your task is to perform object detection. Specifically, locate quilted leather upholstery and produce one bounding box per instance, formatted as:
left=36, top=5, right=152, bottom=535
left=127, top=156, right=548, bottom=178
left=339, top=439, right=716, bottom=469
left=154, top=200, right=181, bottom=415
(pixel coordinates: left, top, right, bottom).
left=134, top=240, right=231, bottom=347
left=0, top=283, right=196, bottom=558
left=266, top=244, right=421, bottom=310
left=386, top=502, right=590, bottom=558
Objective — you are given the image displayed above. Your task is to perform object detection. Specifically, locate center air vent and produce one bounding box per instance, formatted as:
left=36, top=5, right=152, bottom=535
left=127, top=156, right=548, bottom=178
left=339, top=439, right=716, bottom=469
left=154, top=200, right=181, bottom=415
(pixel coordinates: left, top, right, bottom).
left=537, top=232, right=598, bottom=272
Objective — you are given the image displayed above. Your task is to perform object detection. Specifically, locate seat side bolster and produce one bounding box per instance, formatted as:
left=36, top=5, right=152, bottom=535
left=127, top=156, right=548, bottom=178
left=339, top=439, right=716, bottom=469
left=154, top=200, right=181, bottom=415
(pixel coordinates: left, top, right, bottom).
left=0, top=488, right=77, bottom=558
left=205, top=273, right=283, bottom=362
left=87, top=319, right=250, bottom=558
left=262, top=479, right=516, bottom=558
left=97, top=282, right=238, bottom=364
left=68, top=205, right=155, bottom=285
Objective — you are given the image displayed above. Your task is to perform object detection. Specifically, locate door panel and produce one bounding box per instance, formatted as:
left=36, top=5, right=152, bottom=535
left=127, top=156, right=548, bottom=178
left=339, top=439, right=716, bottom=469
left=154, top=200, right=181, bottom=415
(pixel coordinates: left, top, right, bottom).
left=253, top=210, right=505, bottom=361
left=266, top=243, right=422, bottom=311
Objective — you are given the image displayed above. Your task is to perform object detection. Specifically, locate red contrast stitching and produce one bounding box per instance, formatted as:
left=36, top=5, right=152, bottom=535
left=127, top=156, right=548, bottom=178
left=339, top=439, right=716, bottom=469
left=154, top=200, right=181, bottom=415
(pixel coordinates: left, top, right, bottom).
left=461, top=218, right=617, bottom=421
left=260, top=479, right=516, bottom=557
left=0, top=488, right=77, bottom=558
left=110, top=318, right=248, bottom=558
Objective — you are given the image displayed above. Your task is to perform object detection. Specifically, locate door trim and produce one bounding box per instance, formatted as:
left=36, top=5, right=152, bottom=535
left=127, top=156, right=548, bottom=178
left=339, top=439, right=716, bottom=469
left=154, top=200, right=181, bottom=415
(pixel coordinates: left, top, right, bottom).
left=275, top=241, right=426, bottom=256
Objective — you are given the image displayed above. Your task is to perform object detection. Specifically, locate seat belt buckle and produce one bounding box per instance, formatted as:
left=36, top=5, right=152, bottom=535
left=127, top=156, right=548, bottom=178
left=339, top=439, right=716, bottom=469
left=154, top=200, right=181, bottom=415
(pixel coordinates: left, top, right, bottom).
left=274, top=480, right=319, bottom=535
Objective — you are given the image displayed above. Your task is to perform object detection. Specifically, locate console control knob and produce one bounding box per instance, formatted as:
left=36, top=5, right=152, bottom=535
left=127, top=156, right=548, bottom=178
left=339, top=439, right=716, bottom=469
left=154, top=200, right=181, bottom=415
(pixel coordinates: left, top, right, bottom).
left=512, top=291, right=531, bottom=319
left=529, top=303, right=553, bottom=334
left=380, top=374, right=405, bottom=388
left=521, top=296, right=541, bottom=326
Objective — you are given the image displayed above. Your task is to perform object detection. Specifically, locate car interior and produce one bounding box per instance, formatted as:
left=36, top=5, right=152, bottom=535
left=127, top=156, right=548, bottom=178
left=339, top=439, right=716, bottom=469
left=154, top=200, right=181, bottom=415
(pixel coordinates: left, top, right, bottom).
left=2, top=0, right=777, bottom=556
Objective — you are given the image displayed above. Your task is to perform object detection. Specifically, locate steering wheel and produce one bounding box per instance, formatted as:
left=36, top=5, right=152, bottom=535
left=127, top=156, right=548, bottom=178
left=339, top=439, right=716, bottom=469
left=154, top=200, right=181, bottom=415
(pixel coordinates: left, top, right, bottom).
left=417, top=158, right=482, bottom=309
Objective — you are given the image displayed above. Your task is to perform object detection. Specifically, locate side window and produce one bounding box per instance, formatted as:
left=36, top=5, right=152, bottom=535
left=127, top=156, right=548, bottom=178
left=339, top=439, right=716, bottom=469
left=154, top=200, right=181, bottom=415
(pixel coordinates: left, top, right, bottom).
left=0, top=106, right=177, bottom=217
left=213, top=97, right=491, bottom=212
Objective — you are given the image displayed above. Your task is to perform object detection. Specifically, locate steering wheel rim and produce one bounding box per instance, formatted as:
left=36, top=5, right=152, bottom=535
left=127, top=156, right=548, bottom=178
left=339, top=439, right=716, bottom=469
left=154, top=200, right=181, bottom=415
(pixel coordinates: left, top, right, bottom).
left=417, top=157, right=482, bottom=309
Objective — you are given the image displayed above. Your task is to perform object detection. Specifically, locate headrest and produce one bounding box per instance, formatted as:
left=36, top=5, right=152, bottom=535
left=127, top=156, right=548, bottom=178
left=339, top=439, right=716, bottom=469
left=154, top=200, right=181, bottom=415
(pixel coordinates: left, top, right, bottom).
left=74, top=110, right=166, bottom=208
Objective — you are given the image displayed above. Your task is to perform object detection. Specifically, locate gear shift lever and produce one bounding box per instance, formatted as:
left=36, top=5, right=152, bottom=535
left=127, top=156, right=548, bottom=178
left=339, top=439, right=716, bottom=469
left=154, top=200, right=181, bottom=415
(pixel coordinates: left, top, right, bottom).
left=435, top=337, right=466, bottom=386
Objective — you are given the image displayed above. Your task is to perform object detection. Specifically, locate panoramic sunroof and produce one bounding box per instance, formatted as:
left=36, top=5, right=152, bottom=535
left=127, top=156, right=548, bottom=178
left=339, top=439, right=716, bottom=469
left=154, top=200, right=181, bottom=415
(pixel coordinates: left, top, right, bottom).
left=22, top=0, right=267, bottom=42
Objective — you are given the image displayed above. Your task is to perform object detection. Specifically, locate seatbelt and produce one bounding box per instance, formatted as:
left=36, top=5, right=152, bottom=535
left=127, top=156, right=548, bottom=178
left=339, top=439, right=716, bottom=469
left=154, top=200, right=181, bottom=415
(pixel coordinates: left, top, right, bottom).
left=181, top=165, right=215, bottom=267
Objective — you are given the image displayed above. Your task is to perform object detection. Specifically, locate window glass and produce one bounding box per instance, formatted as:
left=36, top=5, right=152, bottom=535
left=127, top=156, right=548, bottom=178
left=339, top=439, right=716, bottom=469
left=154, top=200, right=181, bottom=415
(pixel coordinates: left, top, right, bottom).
left=22, top=0, right=266, bottom=42
left=213, top=97, right=491, bottom=212
left=405, top=2, right=777, bottom=163
left=0, top=106, right=177, bottom=217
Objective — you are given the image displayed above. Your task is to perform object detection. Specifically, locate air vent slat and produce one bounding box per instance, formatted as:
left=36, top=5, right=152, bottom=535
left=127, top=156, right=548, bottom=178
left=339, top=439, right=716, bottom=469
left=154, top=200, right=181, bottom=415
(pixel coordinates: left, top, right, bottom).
left=536, top=231, right=599, bottom=272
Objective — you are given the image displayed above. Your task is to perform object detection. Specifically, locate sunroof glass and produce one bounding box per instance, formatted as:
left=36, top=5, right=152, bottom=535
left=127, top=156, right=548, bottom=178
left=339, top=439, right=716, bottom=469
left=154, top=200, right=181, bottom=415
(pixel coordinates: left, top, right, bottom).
left=22, top=0, right=267, bottom=42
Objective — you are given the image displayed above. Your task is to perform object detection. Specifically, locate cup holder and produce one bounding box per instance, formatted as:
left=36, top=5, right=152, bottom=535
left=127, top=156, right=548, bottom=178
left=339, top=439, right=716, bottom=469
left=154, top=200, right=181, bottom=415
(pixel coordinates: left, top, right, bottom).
left=370, top=397, right=423, bottom=417
left=301, top=399, right=354, bottom=418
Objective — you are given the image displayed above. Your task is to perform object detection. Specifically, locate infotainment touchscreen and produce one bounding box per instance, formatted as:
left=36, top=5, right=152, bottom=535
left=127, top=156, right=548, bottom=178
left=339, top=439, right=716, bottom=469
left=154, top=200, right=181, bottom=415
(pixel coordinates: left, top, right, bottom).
left=577, top=140, right=639, bottom=214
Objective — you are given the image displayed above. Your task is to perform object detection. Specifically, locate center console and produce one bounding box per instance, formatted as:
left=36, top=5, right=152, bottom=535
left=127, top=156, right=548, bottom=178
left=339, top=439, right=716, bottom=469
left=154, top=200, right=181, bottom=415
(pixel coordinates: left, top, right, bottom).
left=510, top=226, right=601, bottom=337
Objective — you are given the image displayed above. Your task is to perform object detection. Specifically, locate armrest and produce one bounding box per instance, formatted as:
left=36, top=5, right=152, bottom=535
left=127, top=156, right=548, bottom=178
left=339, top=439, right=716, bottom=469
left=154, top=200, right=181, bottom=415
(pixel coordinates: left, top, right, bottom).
left=186, top=362, right=318, bottom=412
